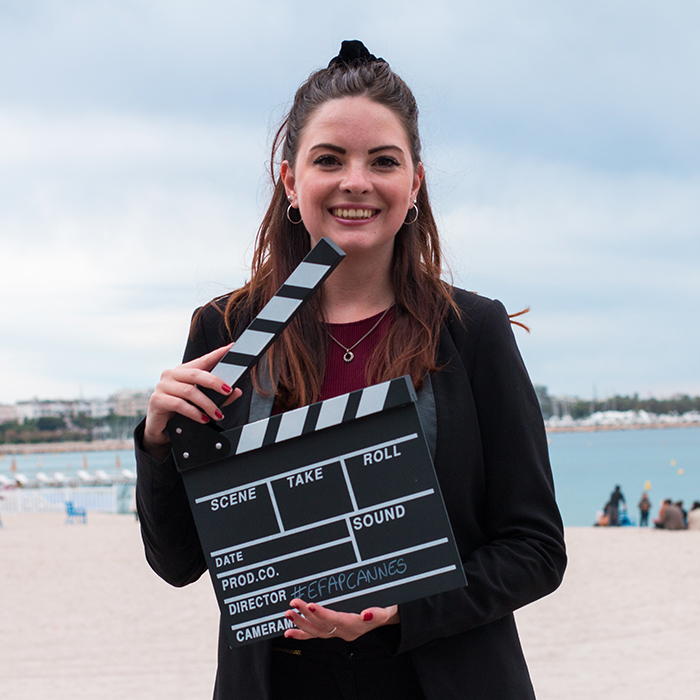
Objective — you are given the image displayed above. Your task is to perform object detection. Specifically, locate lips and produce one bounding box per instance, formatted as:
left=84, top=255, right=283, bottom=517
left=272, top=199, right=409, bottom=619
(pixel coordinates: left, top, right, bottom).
left=330, top=207, right=377, bottom=220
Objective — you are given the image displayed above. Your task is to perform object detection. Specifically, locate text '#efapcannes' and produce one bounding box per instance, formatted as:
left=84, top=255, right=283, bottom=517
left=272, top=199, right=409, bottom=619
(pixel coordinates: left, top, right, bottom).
left=291, top=557, right=407, bottom=601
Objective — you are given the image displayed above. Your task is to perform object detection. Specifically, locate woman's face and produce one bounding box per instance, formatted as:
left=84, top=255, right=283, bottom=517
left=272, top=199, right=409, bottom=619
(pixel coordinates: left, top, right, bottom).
left=281, top=96, right=422, bottom=263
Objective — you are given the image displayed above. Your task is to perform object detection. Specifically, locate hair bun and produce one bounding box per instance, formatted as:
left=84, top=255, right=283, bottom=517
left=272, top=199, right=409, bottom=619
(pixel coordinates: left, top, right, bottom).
left=328, top=40, right=385, bottom=68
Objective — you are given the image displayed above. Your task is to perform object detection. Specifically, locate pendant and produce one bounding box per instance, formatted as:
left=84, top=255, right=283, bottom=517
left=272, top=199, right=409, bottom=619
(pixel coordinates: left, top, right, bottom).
left=343, top=350, right=354, bottom=362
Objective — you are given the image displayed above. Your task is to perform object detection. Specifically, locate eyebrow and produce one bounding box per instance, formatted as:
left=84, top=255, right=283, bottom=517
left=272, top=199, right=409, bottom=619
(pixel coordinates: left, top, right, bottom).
left=368, top=145, right=403, bottom=155
left=309, top=143, right=404, bottom=155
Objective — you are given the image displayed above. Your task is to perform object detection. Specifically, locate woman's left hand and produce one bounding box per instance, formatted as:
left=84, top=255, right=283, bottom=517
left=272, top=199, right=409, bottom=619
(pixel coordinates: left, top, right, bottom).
left=284, top=598, right=399, bottom=642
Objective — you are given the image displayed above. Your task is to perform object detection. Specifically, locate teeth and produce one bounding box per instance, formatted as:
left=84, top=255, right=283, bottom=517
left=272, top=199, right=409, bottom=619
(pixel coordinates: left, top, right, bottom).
left=331, top=208, right=374, bottom=219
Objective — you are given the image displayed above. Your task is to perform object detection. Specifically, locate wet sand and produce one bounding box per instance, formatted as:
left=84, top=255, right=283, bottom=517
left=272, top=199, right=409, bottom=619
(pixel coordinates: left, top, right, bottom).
left=1, top=514, right=698, bottom=699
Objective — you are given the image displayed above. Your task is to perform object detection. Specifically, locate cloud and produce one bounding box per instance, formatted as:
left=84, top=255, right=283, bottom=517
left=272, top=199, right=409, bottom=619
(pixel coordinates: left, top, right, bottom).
left=0, top=109, right=266, bottom=401
left=0, top=0, right=698, bottom=403
left=435, top=146, right=699, bottom=395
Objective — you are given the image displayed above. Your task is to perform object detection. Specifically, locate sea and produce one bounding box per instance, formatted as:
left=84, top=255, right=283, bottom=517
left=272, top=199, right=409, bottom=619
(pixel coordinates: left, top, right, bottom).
left=1, top=427, right=699, bottom=527
left=548, top=426, right=700, bottom=526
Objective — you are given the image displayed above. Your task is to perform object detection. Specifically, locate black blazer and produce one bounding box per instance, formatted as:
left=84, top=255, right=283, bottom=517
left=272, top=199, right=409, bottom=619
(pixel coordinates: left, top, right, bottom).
left=136, top=289, right=566, bottom=699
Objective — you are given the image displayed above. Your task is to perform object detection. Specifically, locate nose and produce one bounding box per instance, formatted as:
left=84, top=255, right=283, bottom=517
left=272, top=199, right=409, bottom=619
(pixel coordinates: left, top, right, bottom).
left=340, top=161, right=372, bottom=194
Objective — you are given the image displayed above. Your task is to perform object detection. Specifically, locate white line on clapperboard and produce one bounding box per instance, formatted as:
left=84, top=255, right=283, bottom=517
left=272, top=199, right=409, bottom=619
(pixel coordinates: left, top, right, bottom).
left=338, top=457, right=363, bottom=560
left=195, top=433, right=419, bottom=506
left=217, top=537, right=354, bottom=579
left=228, top=565, right=457, bottom=633
left=222, top=537, right=449, bottom=604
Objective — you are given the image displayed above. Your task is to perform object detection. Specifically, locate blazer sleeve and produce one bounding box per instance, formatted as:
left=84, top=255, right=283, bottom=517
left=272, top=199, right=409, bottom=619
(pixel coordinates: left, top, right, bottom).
left=392, top=295, right=567, bottom=653
left=135, top=306, right=227, bottom=587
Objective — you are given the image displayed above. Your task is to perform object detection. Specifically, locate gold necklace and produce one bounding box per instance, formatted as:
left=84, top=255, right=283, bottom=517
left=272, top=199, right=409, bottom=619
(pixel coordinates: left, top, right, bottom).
left=326, top=306, right=392, bottom=363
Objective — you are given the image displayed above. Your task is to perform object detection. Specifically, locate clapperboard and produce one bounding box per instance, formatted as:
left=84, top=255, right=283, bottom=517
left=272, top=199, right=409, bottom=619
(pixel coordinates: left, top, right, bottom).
left=168, top=238, right=466, bottom=648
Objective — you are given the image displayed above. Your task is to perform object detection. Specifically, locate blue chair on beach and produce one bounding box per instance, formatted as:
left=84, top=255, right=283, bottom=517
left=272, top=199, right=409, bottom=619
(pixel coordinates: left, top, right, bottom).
left=65, top=501, right=87, bottom=524
left=618, top=506, right=635, bottom=527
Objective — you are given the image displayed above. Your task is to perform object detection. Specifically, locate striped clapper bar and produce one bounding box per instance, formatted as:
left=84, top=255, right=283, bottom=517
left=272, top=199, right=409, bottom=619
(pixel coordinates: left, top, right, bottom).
left=188, top=236, right=345, bottom=409
left=170, top=376, right=467, bottom=649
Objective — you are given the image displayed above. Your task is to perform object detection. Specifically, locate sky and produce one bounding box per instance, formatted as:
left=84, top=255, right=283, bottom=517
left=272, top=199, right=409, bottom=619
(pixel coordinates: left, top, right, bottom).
left=1, top=0, right=698, bottom=404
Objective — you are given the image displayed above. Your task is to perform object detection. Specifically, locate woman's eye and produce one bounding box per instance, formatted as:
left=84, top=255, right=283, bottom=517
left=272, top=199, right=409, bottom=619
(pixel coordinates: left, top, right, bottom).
left=313, top=155, right=340, bottom=167
left=374, top=156, right=400, bottom=168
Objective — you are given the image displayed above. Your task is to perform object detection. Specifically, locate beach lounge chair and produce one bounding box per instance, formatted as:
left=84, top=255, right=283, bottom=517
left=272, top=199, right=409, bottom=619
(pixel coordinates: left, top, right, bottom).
left=76, top=470, right=94, bottom=484
left=94, top=470, right=111, bottom=485
left=65, top=501, right=87, bottom=524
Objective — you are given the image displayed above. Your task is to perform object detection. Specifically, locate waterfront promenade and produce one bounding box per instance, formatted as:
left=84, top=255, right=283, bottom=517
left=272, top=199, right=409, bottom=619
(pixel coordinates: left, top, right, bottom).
left=2, top=418, right=700, bottom=456
left=0, top=439, right=132, bottom=455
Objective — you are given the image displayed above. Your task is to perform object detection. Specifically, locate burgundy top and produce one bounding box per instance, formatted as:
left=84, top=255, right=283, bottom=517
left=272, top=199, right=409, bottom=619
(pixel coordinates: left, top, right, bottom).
left=319, top=307, right=394, bottom=401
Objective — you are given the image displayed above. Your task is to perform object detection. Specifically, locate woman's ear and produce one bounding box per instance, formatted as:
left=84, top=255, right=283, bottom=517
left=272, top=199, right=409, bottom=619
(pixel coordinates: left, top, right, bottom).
left=411, top=162, right=424, bottom=201
left=281, top=160, right=296, bottom=204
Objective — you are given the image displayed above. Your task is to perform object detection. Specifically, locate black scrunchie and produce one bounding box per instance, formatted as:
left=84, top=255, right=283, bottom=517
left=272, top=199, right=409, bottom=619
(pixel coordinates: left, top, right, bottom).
left=327, top=40, right=385, bottom=68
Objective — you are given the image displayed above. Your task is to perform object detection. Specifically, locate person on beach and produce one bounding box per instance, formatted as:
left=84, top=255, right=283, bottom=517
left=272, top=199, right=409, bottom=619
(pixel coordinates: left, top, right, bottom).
left=135, top=41, right=567, bottom=700
left=607, top=485, right=626, bottom=526
left=676, top=500, right=688, bottom=527
left=654, top=497, right=670, bottom=526
left=654, top=499, right=685, bottom=530
left=638, top=492, right=652, bottom=527
left=687, top=501, right=700, bottom=531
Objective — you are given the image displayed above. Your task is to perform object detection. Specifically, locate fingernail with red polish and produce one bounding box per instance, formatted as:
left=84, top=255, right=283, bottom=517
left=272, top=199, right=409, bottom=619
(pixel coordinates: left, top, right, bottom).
left=221, top=384, right=232, bottom=394
left=201, top=414, right=210, bottom=423
left=214, top=410, right=223, bottom=420
left=363, top=612, right=374, bottom=622
left=308, top=605, right=316, bottom=613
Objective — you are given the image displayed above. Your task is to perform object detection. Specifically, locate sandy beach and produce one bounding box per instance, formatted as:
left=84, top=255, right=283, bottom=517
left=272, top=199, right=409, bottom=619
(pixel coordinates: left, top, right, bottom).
left=1, top=514, right=698, bottom=699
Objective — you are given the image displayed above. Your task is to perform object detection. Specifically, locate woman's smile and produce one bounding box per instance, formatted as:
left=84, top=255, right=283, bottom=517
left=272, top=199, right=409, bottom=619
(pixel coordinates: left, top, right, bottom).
left=329, top=206, right=380, bottom=221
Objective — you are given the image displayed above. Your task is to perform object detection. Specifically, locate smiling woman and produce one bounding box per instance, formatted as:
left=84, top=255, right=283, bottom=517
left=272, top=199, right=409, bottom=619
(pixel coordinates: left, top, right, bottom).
left=135, top=40, right=566, bottom=700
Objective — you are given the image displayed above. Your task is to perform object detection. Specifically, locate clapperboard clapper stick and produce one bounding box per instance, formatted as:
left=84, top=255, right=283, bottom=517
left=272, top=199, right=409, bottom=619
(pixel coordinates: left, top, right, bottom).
left=173, top=237, right=346, bottom=418
left=166, top=241, right=467, bottom=649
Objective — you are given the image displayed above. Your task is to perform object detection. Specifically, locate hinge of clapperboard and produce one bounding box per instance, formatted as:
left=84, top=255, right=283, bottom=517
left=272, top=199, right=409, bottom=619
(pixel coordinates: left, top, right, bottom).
left=166, top=237, right=346, bottom=463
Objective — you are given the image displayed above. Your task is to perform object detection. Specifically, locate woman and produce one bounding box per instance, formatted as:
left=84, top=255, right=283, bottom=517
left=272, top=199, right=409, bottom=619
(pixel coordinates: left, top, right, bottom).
left=136, top=41, right=566, bottom=700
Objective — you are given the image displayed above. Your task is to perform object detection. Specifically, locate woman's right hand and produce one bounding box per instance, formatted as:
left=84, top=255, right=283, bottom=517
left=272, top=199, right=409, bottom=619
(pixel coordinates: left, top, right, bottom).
left=142, top=343, right=242, bottom=459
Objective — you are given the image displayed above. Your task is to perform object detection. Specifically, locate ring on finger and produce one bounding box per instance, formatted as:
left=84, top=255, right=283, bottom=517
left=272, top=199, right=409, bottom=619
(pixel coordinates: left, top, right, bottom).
left=327, top=626, right=337, bottom=635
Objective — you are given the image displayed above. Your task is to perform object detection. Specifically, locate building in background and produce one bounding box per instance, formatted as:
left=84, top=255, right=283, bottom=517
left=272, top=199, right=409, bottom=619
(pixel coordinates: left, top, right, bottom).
left=109, top=390, right=151, bottom=418
left=4, top=391, right=152, bottom=425
left=0, top=404, right=18, bottom=424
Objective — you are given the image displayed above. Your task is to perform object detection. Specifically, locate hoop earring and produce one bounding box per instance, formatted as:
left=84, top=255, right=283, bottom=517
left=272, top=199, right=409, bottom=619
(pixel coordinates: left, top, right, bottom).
left=404, top=203, right=419, bottom=225
left=286, top=203, right=303, bottom=225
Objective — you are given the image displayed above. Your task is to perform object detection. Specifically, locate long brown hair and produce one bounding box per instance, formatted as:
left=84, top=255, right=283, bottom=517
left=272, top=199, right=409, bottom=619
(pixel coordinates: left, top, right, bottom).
left=205, top=51, right=458, bottom=409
